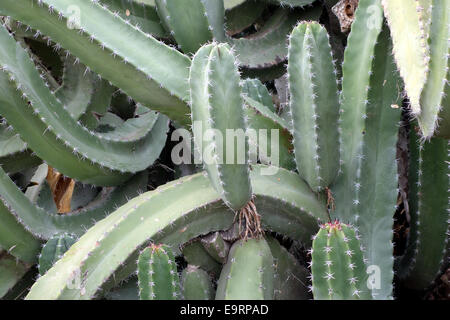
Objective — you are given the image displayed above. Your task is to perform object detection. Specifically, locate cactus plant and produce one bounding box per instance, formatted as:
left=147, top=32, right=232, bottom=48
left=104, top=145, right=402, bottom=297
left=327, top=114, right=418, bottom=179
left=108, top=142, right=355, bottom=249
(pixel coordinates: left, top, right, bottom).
left=137, top=244, right=180, bottom=300
left=0, top=0, right=448, bottom=302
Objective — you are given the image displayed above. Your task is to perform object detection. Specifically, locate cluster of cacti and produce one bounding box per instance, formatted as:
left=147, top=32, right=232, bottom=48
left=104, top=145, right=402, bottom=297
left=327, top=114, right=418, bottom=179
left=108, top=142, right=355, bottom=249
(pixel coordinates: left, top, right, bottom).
left=0, top=0, right=448, bottom=301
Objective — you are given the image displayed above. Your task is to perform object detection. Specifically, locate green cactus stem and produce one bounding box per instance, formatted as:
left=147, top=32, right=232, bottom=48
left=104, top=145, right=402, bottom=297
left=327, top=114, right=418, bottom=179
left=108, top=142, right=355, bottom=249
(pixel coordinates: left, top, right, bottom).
left=398, top=128, right=450, bottom=290
left=155, top=0, right=225, bottom=54
left=331, top=0, right=402, bottom=299
left=0, top=0, right=192, bottom=125
left=189, top=42, right=252, bottom=211
left=137, top=244, right=180, bottom=300
left=287, top=21, right=340, bottom=192
left=38, top=233, right=76, bottom=275
left=216, top=237, right=274, bottom=300
left=382, top=0, right=430, bottom=115
left=266, top=236, right=310, bottom=300
left=0, top=167, right=148, bottom=240
left=181, top=265, right=215, bottom=300
left=311, top=221, right=372, bottom=300
left=417, top=1, right=450, bottom=138
left=0, top=23, right=169, bottom=185
left=181, top=240, right=222, bottom=276
left=0, top=252, right=30, bottom=298
left=200, top=231, right=230, bottom=264
left=25, top=165, right=327, bottom=299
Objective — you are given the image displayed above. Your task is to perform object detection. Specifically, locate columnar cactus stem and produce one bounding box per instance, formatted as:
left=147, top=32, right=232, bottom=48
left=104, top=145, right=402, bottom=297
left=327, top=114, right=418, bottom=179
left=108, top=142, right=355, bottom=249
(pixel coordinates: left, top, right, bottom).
left=398, top=128, right=450, bottom=289
left=189, top=43, right=252, bottom=211
left=181, top=265, right=215, bottom=300
left=382, top=0, right=430, bottom=115
left=417, top=1, right=450, bottom=138
left=311, top=221, right=372, bottom=300
left=137, top=244, right=180, bottom=300
left=216, top=238, right=274, bottom=300
left=287, top=21, right=340, bottom=192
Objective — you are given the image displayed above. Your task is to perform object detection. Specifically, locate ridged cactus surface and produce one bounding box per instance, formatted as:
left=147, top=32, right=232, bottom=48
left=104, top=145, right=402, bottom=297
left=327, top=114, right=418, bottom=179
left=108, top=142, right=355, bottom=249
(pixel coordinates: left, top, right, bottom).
left=0, top=0, right=448, bottom=302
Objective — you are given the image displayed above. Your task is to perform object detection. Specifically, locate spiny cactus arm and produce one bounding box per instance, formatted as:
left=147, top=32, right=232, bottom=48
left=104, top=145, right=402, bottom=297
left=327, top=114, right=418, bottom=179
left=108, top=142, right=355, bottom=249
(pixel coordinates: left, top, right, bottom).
left=242, top=78, right=274, bottom=112
left=137, top=244, right=180, bottom=300
left=311, top=222, right=372, bottom=300
left=417, top=2, right=450, bottom=138
left=26, top=172, right=233, bottom=299
left=230, top=6, right=322, bottom=69
left=0, top=167, right=148, bottom=239
left=190, top=43, right=252, bottom=211
left=224, top=0, right=246, bottom=9
left=26, top=166, right=327, bottom=299
left=181, top=265, right=215, bottom=300
left=244, top=97, right=295, bottom=171
left=332, top=0, right=401, bottom=300
left=288, top=21, right=340, bottom=192
left=0, top=24, right=169, bottom=185
left=0, top=252, right=30, bottom=298
left=266, top=236, right=310, bottom=300
left=155, top=0, right=225, bottom=54
left=201, top=232, right=230, bottom=264
left=100, top=0, right=168, bottom=38
left=225, top=0, right=265, bottom=36
left=38, top=233, right=76, bottom=275
left=0, top=0, right=191, bottom=125
left=182, top=241, right=222, bottom=275
left=55, top=55, right=96, bottom=121
left=216, top=238, right=274, bottom=300
left=381, top=0, right=430, bottom=115
left=398, top=130, right=450, bottom=289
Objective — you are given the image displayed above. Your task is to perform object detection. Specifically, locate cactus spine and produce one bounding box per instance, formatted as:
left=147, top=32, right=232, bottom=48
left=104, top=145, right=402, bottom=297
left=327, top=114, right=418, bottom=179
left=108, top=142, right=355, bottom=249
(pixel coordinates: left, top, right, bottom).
left=137, top=244, right=180, bottom=300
